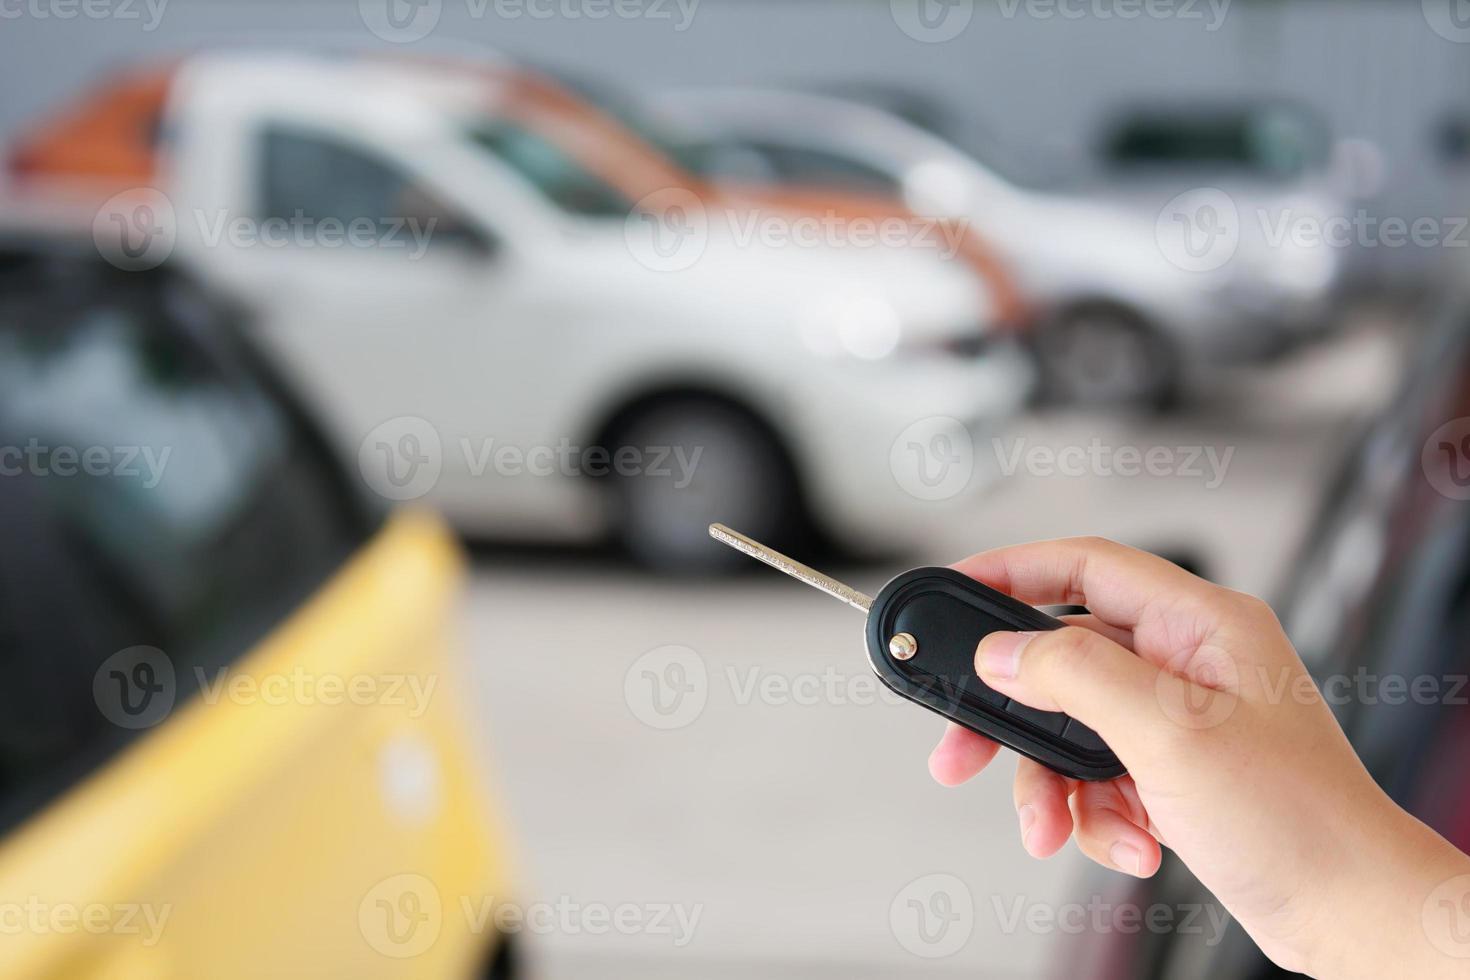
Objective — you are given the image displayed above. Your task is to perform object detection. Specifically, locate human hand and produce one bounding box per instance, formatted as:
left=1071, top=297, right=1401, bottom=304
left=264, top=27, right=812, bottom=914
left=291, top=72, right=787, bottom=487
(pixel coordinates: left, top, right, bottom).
left=928, top=537, right=1470, bottom=978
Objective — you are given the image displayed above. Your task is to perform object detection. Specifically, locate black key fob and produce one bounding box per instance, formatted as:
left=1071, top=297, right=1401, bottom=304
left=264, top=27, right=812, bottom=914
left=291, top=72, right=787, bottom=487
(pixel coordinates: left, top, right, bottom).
left=865, top=567, right=1125, bottom=782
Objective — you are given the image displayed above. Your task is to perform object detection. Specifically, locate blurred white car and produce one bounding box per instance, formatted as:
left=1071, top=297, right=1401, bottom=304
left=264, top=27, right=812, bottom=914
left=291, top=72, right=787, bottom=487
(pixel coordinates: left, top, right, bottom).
left=18, top=53, right=1032, bottom=570
left=654, top=88, right=1345, bottom=407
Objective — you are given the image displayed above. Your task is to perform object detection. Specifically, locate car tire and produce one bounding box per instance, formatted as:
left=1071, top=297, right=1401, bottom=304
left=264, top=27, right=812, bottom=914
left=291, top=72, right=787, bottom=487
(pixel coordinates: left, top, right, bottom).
left=1036, top=305, right=1179, bottom=410
left=604, top=398, right=805, bottom=573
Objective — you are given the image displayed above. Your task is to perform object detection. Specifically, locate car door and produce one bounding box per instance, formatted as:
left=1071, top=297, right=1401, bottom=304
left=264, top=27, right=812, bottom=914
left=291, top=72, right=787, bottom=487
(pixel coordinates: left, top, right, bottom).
left=188, top=117, right=596, bottom=540
left=0, top=253, right=513, bottom=978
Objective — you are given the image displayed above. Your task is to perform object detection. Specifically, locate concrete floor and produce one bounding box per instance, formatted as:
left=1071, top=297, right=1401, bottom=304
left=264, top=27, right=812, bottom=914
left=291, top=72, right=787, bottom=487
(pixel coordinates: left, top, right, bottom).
left=459, top=319, right=1408, bottom=979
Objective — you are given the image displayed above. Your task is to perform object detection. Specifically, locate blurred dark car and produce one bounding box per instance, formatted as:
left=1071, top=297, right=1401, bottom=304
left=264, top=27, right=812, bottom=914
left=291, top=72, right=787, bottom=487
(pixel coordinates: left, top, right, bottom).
left=1064, top=293, right=1470, bottom=979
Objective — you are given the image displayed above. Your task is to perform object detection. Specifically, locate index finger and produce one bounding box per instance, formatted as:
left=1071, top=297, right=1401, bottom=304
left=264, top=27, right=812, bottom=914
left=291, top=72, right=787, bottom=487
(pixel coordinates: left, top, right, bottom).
left=950, top=536, right=1217, bottom=633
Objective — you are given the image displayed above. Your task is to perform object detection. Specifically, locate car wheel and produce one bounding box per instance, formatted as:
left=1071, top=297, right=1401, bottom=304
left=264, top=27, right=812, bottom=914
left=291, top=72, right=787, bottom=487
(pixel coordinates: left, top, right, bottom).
left=1037, top=306, right=1178, bottom=409
left=605, top=398, right=804, bottom=573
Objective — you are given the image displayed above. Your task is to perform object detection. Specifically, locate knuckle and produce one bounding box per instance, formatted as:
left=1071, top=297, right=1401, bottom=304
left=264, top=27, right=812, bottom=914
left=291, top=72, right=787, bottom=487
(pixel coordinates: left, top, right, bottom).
left=1225, top=590, right=1281, bottom=628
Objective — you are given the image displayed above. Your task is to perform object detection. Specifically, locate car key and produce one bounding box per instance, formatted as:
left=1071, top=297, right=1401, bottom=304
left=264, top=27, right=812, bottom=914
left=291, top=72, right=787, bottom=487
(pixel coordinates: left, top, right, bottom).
left=709, top=523, right=1125, bottom=781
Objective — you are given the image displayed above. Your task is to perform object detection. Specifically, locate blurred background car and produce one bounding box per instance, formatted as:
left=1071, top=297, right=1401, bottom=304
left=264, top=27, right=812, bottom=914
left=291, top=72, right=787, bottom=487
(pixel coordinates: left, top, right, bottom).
left=0, top=227, right=515, bottom=979
left=654, top=87, right=1346, bottom=408
left=8, top=52, right=1031, bottom=572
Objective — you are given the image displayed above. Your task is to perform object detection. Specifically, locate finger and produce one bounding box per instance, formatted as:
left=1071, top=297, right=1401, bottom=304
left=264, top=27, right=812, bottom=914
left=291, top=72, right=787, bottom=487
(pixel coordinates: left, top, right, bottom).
left=1071, top=780, right=1162, bottom=878
left=928, top=723, right=1001, bottom=787
left=951, top=536, right=1218, bottom=637
left=1057, top=612, right=1134, bottom=651
left=1013, top=757, right=1074, bottom=858
left=975, top=625, right=1196, bottom=762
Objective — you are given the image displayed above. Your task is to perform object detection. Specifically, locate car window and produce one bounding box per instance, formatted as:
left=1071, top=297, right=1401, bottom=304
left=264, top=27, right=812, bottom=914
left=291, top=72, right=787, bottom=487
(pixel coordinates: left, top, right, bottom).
left=466, top=120, right=634, bottom=218
left=734, top=140, right=900, bottom=197
left=258, top=125, right=487, bottom=250
left=1103, top=106, right=1329, bottom=179
left=0, top=256, right=375, bottom=832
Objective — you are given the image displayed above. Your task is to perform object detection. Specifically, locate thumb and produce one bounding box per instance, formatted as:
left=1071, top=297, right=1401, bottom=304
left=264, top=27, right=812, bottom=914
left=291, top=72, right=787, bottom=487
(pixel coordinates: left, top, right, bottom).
left=975, top=626, right=1181, bottom=762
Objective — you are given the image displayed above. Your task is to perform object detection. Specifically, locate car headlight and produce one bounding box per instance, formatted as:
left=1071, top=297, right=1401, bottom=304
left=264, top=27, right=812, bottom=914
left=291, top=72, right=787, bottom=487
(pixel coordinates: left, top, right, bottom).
left=798, top=292, right=903, bottom=360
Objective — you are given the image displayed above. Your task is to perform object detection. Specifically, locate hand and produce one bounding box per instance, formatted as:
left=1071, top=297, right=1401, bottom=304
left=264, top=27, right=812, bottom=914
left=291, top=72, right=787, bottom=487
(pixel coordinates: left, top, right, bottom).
left=928, top=536, right=1470, bottom=979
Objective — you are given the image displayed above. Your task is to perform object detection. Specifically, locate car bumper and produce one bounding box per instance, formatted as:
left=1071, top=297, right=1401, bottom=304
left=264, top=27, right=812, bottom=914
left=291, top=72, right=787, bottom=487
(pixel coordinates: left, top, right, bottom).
left=784, top=339, right=1036, bottom=552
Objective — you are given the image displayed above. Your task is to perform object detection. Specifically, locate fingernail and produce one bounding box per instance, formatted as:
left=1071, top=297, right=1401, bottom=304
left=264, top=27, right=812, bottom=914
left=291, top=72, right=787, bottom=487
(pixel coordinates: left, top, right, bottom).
left=1018, top=805, right=1036, bottom=851
left=1110, top=842, right=1143, bottom=877
left=976, top=631, right=1037, bottom=680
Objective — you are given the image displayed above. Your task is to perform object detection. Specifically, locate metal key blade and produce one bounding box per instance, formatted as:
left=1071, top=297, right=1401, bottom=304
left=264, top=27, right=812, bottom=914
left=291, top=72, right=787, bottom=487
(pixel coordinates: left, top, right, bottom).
left=708, top=523, right=872, bottom=614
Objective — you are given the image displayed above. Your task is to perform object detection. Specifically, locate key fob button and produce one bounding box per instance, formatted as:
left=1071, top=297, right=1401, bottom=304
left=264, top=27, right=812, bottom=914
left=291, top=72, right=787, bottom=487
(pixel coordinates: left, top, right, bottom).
left=1063, top=718, right=1109, bottom=754
left=1004, top=699, right=1069, bottom=735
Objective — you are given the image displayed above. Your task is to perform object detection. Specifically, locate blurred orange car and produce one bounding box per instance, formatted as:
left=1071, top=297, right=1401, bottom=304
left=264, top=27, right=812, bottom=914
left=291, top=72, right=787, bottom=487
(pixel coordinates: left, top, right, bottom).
left=5, top=57, right=1029, bottom=330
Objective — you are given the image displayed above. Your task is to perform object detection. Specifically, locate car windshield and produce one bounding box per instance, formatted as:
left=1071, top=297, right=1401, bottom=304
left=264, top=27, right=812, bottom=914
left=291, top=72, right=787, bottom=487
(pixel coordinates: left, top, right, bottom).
left=465, top=119, right=635, bottom=218
left=533, top=69, right=708, bottom=176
